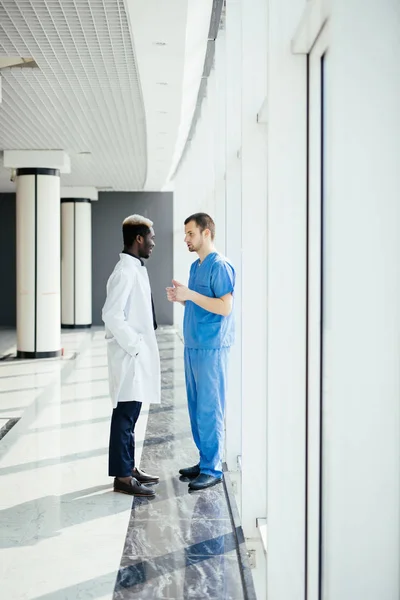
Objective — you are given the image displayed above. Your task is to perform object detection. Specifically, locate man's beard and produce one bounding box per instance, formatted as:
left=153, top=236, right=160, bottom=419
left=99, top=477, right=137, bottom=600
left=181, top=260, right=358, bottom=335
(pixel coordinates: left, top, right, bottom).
left=188, top=242, right=202, bottom=253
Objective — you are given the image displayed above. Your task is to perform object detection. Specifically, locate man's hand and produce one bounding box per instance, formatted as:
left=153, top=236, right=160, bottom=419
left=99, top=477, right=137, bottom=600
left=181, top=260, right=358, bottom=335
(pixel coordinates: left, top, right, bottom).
left=166, top=286, right=176, bottom=303
left=172, top=280, right=192, bottom=302
left=166, top=280, right=191, bottom=305
left=166, top=279, right=232, bottom=316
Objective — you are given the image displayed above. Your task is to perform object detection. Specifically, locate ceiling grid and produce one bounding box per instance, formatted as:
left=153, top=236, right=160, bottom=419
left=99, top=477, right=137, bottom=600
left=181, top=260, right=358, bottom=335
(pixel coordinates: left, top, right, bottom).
left=0, top=0, right=147, bottom=192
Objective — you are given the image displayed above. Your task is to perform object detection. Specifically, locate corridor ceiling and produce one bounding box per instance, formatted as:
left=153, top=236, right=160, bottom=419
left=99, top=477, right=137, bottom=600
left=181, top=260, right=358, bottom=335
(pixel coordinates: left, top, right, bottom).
left=0, top=0, right=214, bottom=193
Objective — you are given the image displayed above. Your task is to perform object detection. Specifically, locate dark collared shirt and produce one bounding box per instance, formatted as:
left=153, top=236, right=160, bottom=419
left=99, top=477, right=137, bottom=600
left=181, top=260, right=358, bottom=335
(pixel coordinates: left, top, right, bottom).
left=122, top=250, right=158, bottom=330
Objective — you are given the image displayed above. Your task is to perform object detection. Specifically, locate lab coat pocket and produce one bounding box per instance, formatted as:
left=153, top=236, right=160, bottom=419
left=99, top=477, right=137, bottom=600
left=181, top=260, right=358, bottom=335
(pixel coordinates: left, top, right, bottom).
left=118, top=352, right=137, bottom=401
left=107, top=340, right=137, bottom=403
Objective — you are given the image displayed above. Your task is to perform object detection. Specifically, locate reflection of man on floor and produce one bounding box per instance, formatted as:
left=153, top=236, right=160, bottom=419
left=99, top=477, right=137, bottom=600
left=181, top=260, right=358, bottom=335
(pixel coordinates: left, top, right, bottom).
left=103, top=215, right=160, bottom=497
left=183, top=494, right=236, bottom=598
left=167, top=213, right=235, bottom=491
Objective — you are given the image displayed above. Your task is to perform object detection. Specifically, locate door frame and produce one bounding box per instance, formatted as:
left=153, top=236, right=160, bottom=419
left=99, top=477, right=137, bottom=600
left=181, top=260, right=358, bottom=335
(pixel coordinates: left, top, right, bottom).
left=306, top=22, right=330, bottom=600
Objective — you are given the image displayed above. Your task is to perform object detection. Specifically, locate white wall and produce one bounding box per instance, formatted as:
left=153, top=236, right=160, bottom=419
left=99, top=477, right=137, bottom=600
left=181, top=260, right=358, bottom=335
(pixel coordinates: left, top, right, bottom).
left=266, top=0, right=308, bottom=596
left=224, top=2, right=243, bottom=480
left=173, top=0, right=269, bottom=541
left=322, top=1, right=400, bottom=597
left=240, top=0, right=268, bottom=537
left=173, top=46, right=226, bottom=324
left=172, top=0, right=400, bottom=596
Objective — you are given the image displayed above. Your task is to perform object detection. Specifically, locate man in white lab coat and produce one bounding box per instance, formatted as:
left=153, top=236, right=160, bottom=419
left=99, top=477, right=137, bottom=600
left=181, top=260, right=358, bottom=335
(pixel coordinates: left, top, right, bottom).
left=102, top=215, right=161, bottom=497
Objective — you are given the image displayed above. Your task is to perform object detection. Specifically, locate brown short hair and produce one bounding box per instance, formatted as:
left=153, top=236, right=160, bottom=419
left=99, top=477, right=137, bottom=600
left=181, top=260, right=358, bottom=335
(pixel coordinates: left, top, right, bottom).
left=184, top=213, right=216, bottom=240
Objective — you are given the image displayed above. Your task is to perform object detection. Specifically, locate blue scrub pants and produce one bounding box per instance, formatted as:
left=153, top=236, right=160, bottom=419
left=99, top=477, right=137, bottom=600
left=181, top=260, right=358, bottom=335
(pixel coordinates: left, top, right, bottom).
left=184, top=347, right=229, bottom=478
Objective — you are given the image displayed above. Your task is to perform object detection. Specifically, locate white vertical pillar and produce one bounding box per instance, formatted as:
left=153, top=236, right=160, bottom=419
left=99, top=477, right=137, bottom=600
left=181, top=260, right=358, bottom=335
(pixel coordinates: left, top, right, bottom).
left=61, top=199, right=92, bottom=329
left=225, top=0, right=243, bottom=472
left=213, top=28, right=227, bottom=255
left=16, top=168, right=61, bottom=358
left=240, top=0, right=268, bottom=537
left=266, top=0, right=307, bottom=597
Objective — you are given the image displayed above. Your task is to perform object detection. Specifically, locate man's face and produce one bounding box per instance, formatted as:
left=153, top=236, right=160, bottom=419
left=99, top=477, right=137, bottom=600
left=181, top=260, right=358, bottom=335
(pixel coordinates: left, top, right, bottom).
left=138, top=227, right=155, bottom=259
left=184, top=221, right=207, bottom=253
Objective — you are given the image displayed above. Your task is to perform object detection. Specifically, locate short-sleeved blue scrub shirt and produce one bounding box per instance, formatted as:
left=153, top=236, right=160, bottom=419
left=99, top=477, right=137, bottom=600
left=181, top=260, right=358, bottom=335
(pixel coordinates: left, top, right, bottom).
left=183, top=252, right=235, bottom=349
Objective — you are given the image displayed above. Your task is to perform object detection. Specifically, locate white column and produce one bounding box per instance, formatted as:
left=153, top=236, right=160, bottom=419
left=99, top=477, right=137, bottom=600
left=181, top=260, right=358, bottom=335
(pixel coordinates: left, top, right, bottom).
left=224, top=0, right=243, bottom=474
left=213, top=28, right=227, bottom=255
left=240, top=0, right=268, bottom=537
left=16, top=168, right=61, bottom=358
left=61, top=199, right=92, bottom=328
left=266, top=0, right=308, bottom=597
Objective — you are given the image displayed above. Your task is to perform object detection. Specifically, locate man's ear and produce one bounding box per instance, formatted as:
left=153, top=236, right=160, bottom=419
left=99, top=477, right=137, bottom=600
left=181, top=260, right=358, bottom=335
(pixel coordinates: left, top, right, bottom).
left=136, top=234, right=143, bottom=244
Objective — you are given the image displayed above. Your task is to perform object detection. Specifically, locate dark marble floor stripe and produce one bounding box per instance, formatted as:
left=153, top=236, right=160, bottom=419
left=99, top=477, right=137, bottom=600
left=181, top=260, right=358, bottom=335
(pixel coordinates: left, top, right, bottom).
left=0, top=418, right=19, bottom=442
left=113, top=330, right=252, bottom=600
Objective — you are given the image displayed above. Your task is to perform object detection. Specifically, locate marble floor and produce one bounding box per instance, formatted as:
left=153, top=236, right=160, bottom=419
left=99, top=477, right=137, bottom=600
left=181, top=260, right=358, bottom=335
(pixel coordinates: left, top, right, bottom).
left=0, top=328, right=255, bottom=600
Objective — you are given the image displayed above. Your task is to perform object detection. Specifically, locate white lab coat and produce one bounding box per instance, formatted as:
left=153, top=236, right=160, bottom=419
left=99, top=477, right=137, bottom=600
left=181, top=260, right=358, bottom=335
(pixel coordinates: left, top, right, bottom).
left=102, top=253, right=161, bottom=408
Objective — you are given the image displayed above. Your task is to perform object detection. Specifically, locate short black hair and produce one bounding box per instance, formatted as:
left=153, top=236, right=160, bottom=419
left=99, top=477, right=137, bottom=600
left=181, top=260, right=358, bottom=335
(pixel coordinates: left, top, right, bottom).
left=123, top=222, right=151, bottom=247
left=184, top=212, right=216, bottom=241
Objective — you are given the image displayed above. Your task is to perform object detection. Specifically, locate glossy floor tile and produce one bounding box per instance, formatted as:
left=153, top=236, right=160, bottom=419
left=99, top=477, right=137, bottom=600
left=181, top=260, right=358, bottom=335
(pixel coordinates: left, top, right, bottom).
left=0, top=329, right=143, bottom=600
left=114, top=329, right=246, bottom=600
left=0, top=328, right=250, bottom=600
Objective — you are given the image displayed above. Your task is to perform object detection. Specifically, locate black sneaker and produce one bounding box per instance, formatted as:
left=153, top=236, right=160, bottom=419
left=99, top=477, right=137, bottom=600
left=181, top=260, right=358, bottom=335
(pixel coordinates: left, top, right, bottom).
left=179, top=464, right=200, bottom=478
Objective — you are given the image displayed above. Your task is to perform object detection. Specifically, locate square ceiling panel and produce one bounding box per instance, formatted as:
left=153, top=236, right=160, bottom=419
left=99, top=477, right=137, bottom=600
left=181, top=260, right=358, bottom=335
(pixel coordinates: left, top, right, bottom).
left=0, top=0, right=147, bottom=192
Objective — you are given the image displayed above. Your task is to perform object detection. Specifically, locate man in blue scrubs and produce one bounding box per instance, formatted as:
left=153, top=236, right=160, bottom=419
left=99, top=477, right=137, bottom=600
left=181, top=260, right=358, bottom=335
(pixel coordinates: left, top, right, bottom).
left=167, top=213, right=235, bottom=491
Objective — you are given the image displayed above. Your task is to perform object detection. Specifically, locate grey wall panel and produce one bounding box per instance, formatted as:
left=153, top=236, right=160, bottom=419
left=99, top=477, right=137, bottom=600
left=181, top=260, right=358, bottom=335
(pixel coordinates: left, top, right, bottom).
left=0, top=191, right=173, bottom=328
left=92, top=192, right=173, bottom=326
left=0, top=194, right=16, bottom=327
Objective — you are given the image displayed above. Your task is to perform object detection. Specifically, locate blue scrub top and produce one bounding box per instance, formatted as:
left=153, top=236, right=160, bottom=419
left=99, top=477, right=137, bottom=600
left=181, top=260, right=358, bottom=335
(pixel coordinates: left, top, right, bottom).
left=183, top=252, right=235, bottom=349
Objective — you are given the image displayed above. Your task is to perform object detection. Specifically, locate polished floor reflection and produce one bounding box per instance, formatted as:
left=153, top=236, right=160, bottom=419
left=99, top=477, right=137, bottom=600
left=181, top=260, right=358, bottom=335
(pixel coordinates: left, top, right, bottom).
left=0, top=328, right=249, bottom=599
left=115, top=329, right=245, bottom=599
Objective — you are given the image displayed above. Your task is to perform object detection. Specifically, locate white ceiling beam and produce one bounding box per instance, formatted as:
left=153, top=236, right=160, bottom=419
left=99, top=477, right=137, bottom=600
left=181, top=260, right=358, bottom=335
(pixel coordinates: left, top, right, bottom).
left=60, top=186, right=98, bottom=201
left=126, top=0, right=214, bottom=190
left=4, top=150, right=71, bottom=173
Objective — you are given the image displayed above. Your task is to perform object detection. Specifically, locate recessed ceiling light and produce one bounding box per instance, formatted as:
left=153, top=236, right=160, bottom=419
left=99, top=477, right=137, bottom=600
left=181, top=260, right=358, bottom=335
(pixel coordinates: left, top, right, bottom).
left=157, top=110, right=167, bottom=114
left=78, top=151, right=91, bottom=156
left=153, top=42, right=167, bottom=46
left=156, top=82, right=168, bottom=86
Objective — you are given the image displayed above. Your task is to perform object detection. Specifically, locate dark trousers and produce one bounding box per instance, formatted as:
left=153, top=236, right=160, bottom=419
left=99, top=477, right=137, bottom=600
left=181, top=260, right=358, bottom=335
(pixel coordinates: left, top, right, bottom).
left=108, top=401, right=142, bottom=477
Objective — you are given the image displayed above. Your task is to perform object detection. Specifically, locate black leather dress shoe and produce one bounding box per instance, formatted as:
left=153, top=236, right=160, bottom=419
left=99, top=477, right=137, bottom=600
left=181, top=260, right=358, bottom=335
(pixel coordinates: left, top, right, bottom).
left=179, top=464, right=200, bottom=478
left=188, top=474, right=222, bottom=491
left=132, top=467, right=159, bottom=484
left=114, top=477, right=156, bottom=497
